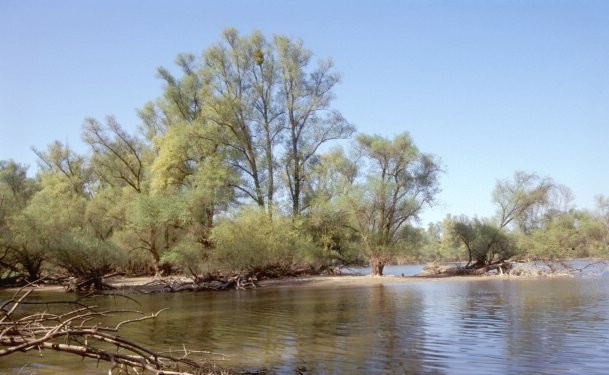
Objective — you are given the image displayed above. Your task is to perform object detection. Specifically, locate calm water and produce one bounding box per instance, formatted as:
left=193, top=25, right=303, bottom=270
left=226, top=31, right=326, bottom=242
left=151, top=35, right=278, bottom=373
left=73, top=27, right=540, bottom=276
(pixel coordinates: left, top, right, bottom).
left=2, top=274, right=609, bottom=374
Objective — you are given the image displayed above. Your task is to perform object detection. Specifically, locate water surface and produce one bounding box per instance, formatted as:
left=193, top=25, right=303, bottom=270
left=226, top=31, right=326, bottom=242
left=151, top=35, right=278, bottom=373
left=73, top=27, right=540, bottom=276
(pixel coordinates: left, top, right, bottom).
left=2, top=275, right=609, bottom=374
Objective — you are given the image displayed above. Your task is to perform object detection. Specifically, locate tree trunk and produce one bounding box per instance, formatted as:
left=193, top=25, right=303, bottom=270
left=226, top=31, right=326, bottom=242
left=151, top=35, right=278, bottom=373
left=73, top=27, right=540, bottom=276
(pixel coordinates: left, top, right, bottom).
left=150, top=251, right=160, bottom=276
left=371, top=259, right=385, bottom=276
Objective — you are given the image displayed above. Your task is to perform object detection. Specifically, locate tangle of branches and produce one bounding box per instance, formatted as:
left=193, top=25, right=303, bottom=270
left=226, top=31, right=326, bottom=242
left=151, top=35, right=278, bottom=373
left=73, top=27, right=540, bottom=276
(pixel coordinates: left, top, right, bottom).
left=0, top=287, right=230, bottom=375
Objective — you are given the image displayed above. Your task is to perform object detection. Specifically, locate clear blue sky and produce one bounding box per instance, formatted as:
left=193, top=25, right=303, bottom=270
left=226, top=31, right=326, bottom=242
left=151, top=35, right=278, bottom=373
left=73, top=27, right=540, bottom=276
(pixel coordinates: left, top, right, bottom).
left=1, top=0, right=608, bottom=224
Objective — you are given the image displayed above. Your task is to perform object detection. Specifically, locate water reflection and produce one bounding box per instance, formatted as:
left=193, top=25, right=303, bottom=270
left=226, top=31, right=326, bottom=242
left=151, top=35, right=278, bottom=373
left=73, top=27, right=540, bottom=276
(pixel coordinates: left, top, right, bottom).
left=3, top=278, right=609, bottom=374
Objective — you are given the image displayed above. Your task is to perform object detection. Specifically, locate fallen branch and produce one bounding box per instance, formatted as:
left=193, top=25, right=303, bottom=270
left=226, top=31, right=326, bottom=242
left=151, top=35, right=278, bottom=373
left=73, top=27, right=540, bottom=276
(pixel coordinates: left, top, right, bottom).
left=0, top=288, right=230, bottom=374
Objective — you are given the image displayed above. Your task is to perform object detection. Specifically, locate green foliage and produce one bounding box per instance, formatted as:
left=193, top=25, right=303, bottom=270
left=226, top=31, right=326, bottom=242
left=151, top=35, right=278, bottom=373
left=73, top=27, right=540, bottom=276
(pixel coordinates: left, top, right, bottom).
left=50, top=230, right=126, bottom=280
left=4, top=155, right=89, bottom=281
left=33, top=141, right=92, bottom=196
left=305, top=198, right=361, bottom=266
left=304, top=147, right=356, bottom=205
left=302, top=148, right=361, bottom=265
left=493, top=171, right=566, bottom=232
left=116, top=192, right=189, bottom=274
left=211, top=207, right=316, bottom=274
left=518, top=209, right=609, bottom=259
left=420, top=219, right=465, bottom=262
left=85, top=186, right=127, bottom=240
left=160, top=238, right=209, bottom=278
left=450, top=216, right=518, bottom=266
left=0, top=160, right=37, bottom=209
left=5, top=29, right=609, bottom=287
left=82, top=116, right=147, bottom=192
left=347, top=133, right=441, bottom=274
left=0, top=161, right=40, bottom=280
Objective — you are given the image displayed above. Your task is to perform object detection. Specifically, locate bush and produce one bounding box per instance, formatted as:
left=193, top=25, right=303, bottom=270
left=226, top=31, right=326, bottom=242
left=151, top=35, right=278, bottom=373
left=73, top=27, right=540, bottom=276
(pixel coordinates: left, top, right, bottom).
left=51, top=230, right=126, bottom=288
left=160, top=239, right=212, bottom=278
left=305, top=200, right=362, bottom=267
left=451, top=217, right=519, bottom=267
left=210, top=207, right=316, bottom=274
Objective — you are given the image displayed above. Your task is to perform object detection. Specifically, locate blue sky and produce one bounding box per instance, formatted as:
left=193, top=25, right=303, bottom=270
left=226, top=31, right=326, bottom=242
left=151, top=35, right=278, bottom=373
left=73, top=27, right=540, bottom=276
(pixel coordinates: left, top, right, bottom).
left=1, top=0, right=608, bottom=224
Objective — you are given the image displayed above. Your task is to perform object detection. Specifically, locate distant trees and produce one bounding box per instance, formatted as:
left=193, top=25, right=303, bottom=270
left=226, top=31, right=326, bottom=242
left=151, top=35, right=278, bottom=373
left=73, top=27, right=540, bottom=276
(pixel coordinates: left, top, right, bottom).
left=450, top=217, right=517, bottom=268
left=448, top=172, right=574, bottom=268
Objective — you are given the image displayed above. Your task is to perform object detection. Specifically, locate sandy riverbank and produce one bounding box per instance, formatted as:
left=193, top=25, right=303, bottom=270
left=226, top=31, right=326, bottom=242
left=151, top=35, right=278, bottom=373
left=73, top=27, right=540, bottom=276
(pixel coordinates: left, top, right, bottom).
left=2, top=272, right=567, bottom=294
left=256, top=272, right=562, bottom=289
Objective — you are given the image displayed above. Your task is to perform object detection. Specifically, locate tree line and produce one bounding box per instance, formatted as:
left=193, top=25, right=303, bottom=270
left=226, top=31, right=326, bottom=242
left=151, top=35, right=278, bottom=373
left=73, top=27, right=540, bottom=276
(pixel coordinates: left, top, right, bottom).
left=0, top=29, right=607, bottom=287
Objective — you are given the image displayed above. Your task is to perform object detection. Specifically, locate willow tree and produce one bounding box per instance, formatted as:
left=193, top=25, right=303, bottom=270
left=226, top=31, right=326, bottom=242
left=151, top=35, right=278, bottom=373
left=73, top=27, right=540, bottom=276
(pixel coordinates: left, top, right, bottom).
left=493, top=171, right=560, bottom=233
left=348, top=133, right=441, bottom=276
left=275, top=35, right=355, bottom=215
left=203, top=29, right=281, bottom=209
left=23, top=143, right=94, bottom=280
left=145, top=122, right=236, bottom=275
left=451, top=171, right=564, bottom=268
left=136, top=51, right=233, bottom=274
left=145, top=28, right=353, bottom=215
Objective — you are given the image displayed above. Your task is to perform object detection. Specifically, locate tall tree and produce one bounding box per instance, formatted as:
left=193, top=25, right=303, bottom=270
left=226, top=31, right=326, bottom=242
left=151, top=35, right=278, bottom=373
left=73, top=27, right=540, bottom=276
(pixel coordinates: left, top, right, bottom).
left=348, top=133, right=441, bottom=275
left=493, top=171, right=560, bottom=233
left=147, top=29, right=353, bottom=215
left=304, top=148, right=359, bottom=264
left=138, top=52, right=229, bottom=271
left=203, top=29, right=275, bottom=208
left=12, top=143, right=92, bottom=281
left=275, top=35, right=354, bottom=215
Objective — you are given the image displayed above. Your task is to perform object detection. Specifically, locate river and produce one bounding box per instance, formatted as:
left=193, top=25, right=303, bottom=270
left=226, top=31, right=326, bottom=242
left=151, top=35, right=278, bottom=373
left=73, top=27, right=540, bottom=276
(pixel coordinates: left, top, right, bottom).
left=2, top=268, right=609, bottom=374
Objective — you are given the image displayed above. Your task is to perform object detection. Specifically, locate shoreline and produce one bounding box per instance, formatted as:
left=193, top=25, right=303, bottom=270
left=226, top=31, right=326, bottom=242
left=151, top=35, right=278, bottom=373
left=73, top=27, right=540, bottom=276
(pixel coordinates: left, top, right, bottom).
left=1, top=271, right=574, bottom=294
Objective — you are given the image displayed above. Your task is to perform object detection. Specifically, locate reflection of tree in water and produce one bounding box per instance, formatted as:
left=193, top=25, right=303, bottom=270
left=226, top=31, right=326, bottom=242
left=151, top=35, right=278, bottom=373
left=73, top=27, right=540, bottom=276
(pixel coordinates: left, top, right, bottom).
left=221, top=285, right=448, bottom=374
left=7, top=280, right=607, bottom=374
left=117, top=280, right=609, bottom=374
left=353, top=284, right=446, bottom=375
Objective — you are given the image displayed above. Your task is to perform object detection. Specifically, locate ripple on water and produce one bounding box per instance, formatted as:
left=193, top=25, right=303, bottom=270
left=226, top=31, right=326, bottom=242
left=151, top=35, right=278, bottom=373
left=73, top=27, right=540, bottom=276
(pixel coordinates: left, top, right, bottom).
left=3, top=276, right=609, bottom=374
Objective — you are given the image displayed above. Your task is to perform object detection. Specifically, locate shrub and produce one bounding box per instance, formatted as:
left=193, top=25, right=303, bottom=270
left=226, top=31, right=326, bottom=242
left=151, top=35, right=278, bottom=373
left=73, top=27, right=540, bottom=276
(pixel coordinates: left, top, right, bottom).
left=51, top=230, right=126, bottom=288
left=210, top=207, right=315, bottom=274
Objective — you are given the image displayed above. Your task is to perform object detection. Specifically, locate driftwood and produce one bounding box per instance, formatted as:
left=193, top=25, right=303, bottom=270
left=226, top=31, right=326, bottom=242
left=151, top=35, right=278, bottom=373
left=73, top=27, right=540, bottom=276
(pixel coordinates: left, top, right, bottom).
left=137, top=275, right=259, bottom=294
left=7, top=264, right=334, bottom=294
left=421, top=261, right=514, bottom=276
left=133, top=265, right=327, bottom=294
left=420, top=259, right=605, bottom=278
left=0, top=287, right=230, bottom=375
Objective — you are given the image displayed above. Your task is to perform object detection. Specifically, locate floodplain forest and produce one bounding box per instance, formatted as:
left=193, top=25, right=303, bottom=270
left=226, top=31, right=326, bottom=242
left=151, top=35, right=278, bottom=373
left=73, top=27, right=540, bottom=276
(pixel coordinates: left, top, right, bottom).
left=1, top=29, right=608, bottom=288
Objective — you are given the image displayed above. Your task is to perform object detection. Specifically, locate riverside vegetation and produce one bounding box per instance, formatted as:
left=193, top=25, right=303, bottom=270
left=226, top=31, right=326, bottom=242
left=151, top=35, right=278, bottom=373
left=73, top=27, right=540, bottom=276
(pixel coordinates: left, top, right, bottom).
left=2, top=28, right=609, bottom=375
left=1, top=29, right=609, bottom=291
